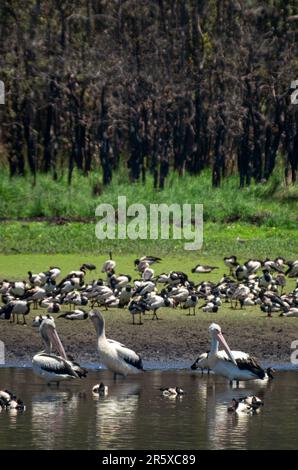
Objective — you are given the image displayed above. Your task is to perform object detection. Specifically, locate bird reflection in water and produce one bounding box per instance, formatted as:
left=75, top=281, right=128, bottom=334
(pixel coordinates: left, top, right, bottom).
left=94, top=383, right=141, bottom=449
left=206, top=378, right=272, bottom=449
left=31, top=390, right=81, bottom=449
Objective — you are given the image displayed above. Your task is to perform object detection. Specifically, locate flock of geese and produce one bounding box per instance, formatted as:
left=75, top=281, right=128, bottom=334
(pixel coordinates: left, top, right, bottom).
left=0, top=253, right=297, bottom=412
left=0, top=255, right=298, bottom=327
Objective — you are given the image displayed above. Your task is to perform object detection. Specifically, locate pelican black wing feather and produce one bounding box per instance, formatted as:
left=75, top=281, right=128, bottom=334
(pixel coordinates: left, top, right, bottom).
left=122, top=353, right=144, bottom=370
left=38, top=354, right=78, bottom=377
left=236, top=356, right=265, bottom=379
left=70, top=361, right=88, bottom=378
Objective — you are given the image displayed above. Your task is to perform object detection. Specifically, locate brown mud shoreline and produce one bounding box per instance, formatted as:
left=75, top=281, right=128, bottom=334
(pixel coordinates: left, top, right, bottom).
left=1, top=309, right=297, bottom=368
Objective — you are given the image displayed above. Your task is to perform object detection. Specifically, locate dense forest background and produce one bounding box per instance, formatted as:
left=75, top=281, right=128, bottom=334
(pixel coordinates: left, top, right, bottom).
left=0, top=0, right=297, bottom=189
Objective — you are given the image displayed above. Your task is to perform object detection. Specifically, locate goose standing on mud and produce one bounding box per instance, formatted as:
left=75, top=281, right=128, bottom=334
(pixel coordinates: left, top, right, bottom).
left=32, top=317, right=87, bottom=385
left=183, top=294, right=198, bottom=315
left=89, top=310, right=144, bottom=377
left=0, top=300, right=31, bottom=324
left=207, top=323, right=267, bottom=385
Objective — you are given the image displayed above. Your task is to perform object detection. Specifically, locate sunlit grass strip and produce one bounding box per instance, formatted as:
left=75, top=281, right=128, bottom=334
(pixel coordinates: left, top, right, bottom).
left=0, top=221, right=297, bottom=258
left=0, top=167, right=297, bottom=228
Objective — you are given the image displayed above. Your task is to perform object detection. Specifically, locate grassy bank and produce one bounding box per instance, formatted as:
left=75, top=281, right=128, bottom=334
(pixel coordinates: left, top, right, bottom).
left=0, top=168, right=298, bottom=228
left=0, top=167, right=297, bottom=257
left=0, top=254, right=297, bottom=365
left=0, top=221, right=297, bottom=257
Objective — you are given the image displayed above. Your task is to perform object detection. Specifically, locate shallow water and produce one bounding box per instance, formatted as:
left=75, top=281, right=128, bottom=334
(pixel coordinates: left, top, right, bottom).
left=0, top=368, right=297, bottom=450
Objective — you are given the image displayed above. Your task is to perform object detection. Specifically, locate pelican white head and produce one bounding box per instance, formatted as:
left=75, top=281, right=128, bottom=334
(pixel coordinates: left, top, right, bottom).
left=39, top=318, right=67, bottom=359
left=89, top=310, right=105, bottom=338
left=209, top=323, right=237, bottom=365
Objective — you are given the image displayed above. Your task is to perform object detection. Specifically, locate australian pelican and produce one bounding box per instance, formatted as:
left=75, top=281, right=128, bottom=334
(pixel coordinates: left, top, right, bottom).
left=207, top=323, right=267, bottom=385
left=32, top=317, right=87, bottom=385
left=89, top=310, right=144, bottom=377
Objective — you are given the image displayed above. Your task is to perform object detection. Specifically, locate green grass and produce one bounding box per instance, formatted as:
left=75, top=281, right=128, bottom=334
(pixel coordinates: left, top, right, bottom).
left=0, top=165, right=297, bottom=256
left=0, top=167, right=298, bottom=228
left=0, top=221, right=297, bottom=257
left=0, top=253, right=296, bottom=292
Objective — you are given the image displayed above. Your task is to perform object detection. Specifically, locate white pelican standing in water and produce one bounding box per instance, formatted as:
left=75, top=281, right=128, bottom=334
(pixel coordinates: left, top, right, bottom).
left=89, top=310, right=144, bottom=378
left=32, top=317, right=87, bottom=385
left=207, top=323, right=267, bottom=385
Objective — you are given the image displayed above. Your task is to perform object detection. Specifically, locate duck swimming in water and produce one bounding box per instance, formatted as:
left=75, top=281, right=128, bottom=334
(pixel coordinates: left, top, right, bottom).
left=160, top=387, right=184, bottom=397
left=92, top=383, right=109, bottom=396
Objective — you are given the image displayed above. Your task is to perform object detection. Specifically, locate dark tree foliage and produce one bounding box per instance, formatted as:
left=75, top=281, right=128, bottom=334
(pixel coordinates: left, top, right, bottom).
left=0, top=0, right=297, bottom=188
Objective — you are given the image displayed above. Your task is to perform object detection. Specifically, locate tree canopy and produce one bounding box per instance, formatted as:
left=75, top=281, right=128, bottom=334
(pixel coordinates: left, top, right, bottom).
left=0, top=0, right=297, bottom=187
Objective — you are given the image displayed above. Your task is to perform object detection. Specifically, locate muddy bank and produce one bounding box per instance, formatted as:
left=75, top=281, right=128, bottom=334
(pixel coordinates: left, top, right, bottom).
left=0, top=309, right=297, bottom=368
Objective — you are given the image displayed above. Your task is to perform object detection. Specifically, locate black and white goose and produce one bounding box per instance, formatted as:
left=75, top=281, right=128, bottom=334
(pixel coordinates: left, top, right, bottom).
left=245, top=259, right=262, bottom=274
left=263, top=258, right=284, bottom=274
left=234, top=265, right=248, bottom=281
left=0, top=390, right=12, bottom=406
left=224, top=256, right=238, bottom=275
left=142, top=266, right=155, bottom=281
left=135, top=256, right=161, bottom=272
left=47, top=267, right=61, bottom=280
left=89, top=310, right=144, bottom=377
left=285, top=260, right=298, bottom=278
left=0, top=281, right=10, bottom=294
left=128, top=299, right=150, bottom=325
left=147, top=294, right=173, bottom=320
left=0, top=390, right=26, bottom=411
left=24, top=287, right=47, bottom=308
left=160, top=387, right=184, bottom=397
left=108, top=273, right=132, bottom=290
left=80, top=263, right=96, bottom=271
left=183, top=294, right=198, bottom=315
left=92, top=383, right=108, bottom=396
left=58, top=310, right=88, bottom=320
left=101, top=252, right=116, bottom=273
left=259, top=269, right=273, bottom=288
left=32, top=317, right=87, bottom=385
left=10, top=281, right=26, bottom=297
left=0, top=300, right=31, bottom=324
left=28, top=271, right=47, bottom=286
left=228, top=395, right=264, bottom=414
left=39, top=299, right=61, bottom=313
left=192, top=264, right=218, bottom=274
left=118, top=286, right=133, bottom=308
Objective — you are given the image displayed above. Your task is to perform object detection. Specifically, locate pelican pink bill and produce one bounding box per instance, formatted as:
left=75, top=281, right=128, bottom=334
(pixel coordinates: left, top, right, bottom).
left=204, top=323, right=267, bottom=385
